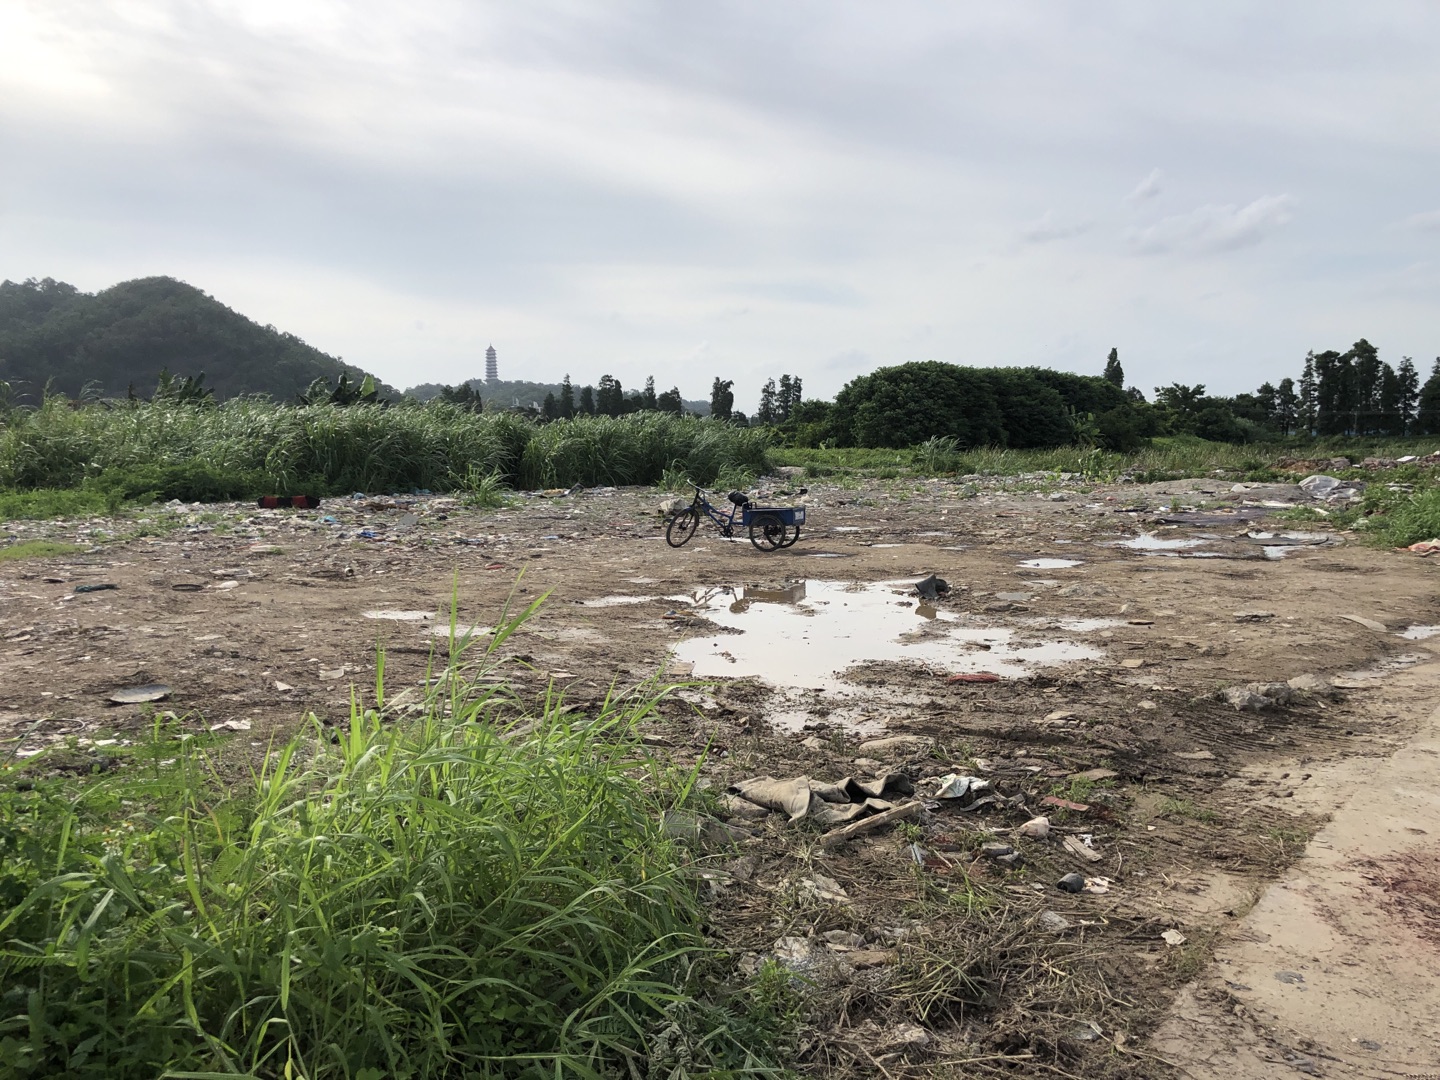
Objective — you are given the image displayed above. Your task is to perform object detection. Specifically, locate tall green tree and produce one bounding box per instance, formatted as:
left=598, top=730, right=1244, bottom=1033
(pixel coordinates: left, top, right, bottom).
left=1274, top=378, right=1299, bottom=435
left=1298, top=354, right=1317, bottom=434
left=1397, top=357, right=1420, bottom=434
left=595, top=375, right=623, bottom=417
left=1347, top=338, right=1382, bottom=433
left=579, top=385, right=595, bottom=415
left=1417, top=358, right=1440, bottom=436
left=559, top=374, right=575, bottom=418
left=757, top=378, right=778, bottom=424
left=656, top=386, right=683, bottom=414
left=541, top=392, right=560, bottom=420
left=709, top=378, right=734, bottom=422
left=1102, top=347, right=1124, bottom=388
left=640, top=376, right=657, bottom=411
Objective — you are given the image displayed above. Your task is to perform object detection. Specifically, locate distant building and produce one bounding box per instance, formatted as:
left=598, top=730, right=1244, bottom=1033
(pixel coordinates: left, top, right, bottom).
left=485, top=345, right=498, bottom=384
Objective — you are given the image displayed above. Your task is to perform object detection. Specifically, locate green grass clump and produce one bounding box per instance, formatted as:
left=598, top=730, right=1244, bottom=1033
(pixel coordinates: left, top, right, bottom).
left=0, top=489, right=118, bottom=521
left=0, top=540, right=87, bottom=562
left=0, top=601, right=778, bottom=1079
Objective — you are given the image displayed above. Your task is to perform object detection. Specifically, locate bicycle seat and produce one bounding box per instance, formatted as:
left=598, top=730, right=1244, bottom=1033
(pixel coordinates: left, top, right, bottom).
left=727, top=491, right=751, bottom=508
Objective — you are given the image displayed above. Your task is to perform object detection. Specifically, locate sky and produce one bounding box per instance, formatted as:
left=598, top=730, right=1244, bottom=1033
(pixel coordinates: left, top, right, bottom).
left=2, top=1, right=1438, bottom=407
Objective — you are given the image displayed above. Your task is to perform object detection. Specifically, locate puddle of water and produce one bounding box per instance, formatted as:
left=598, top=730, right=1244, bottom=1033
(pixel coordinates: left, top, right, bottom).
left=1107, top=532, right=1206, bottom=551
left=1018, top=558, right=1083, bottom=569
left=1400, top=625, right=1440, bottom=640
left=671, top=579, right=1101, bottom=690
left=362, top=609, right=433, bottom=621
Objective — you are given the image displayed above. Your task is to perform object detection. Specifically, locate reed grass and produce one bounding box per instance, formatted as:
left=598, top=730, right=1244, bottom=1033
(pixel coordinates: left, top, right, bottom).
left=0, top=399, right=771, bottom=503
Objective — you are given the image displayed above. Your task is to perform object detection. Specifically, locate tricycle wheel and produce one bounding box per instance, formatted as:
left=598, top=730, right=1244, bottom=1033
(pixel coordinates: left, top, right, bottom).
left=749, top=513, right=786, bottom=551
left=666, top=507, right=700, bottom=548
left=779, top=524, right=801, bottom=548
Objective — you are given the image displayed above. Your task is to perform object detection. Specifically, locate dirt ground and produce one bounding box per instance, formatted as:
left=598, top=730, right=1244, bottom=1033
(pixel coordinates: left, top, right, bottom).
left=3, top=469, right=1439, bottom=1078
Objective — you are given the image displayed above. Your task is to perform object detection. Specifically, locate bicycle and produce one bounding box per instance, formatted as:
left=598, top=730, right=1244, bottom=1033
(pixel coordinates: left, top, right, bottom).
left=664, top=485, right=805, bottom=551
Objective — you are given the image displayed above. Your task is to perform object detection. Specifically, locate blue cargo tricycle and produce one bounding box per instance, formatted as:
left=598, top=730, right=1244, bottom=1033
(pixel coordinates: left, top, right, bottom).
left=665, top=486, right=805, bottom=551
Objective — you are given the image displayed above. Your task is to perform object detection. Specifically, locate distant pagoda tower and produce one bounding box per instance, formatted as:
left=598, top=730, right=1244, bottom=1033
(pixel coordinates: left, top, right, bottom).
left=485, top=345, right=498, bottom=384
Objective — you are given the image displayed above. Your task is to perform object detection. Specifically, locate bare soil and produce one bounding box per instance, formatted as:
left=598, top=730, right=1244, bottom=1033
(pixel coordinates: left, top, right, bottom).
left=3, top=471, right=1438, bottom=1077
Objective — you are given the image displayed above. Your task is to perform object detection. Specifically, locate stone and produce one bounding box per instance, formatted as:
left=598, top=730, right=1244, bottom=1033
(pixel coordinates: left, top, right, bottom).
left=980, top=842, right=1015, bottom=859
left=1121, top=658, right=1146, bottom=669
left=1017, top=815, right=1051, bottom=839
left=1038, top=910, right=1073, bottom=932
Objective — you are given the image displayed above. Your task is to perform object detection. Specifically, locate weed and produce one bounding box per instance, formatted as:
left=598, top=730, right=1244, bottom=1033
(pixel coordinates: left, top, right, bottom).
left=1156, top=797, right=1221, bottom=824
left=0, top=488, right=118, bottom=521
left=0, top=540, right=86, bottom=562
left=0, top=595, right=784, bottom=1079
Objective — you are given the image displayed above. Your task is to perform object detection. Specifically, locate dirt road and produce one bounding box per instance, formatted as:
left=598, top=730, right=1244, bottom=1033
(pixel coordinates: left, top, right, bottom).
left=3, top=472, right=1437, bottom=1075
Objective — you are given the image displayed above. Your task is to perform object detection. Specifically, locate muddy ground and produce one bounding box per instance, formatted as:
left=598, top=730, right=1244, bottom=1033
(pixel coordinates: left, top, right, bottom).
left=3, top=470, right=1439, bottom=1078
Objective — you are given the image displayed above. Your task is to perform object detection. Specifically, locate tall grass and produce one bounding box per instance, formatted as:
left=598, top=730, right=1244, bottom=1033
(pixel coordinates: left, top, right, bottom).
left=0, top=598, right=777, bottom=1079
left=0, top=399, right=771, bottom=501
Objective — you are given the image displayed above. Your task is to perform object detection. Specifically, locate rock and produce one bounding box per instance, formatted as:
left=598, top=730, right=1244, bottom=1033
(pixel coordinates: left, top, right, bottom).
left=1234, top=609, right=1275, bottom=622
left=1287, top=673, right=1328, bottom=693
left=1057, top=872, right=1086, bottom=893
left=1017, top=815, right=1051, bottom=839
left=1044, top=710, right=1077, bottom=722
left=1038, top=910, right=1073, bottom=932
left=857, top=734, right=934, bottom=756
left=1120, top=658, right=1146, bottom=669
left=800, top=735, right=826, bottom=750
left=1221, top=682, right=1293, bottom=711
left=980, top=842, right=1015, bottom=859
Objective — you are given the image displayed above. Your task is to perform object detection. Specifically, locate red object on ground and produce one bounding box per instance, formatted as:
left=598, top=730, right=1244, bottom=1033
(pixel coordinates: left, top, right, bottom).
left=946, top=672, right=1001, bottom=683
left=1041, top=795, right=1091, bottom=812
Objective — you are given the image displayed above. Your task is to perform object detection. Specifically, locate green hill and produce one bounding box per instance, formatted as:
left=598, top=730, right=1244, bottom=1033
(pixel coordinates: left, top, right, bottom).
left=0, top=276, right=391, bottom=402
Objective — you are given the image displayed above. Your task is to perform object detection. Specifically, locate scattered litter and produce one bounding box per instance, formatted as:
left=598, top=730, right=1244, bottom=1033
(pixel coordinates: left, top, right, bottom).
left=980, top=842, right=1014, bottom=859
left=1401, top=539, right=1440, bottom=556
left=1274, top=970, right=1305, bottom=984
left=1057, top=872, right=1085, bottom=893
left=1174, top=749, right=1216, bottom=761
left=209, top=719, right=252, bottom=732
left=171, top=582, right=204, bottom=591
left=74, top=583, right=117, bottom=594
left=1044, top=710, right=1077, bottom=722
left=802, top=874, right=851, bottom=903
left=946, top=672, right=1000, bottom=683
left=1069, top=767, right=1118, bottom=782
left=107, top=684, right=171, bottom=705
left=729, top=773, right=914, bottom=824
left=1062, top=835, right=1103, bottom=863
left=933, top=774, right=991, bottom=802
left=1042, top=795, right=1090, bottom=812
left=817, top=800, right=924, bottom=848
left=1016, top=815, right=1051, bottom=839
left=274, top=681, right=294, bottom=692
left=1161, top=929, right=1187, bottom=947
left=1120, top=658, right=1146, bottom=669
left=914, top=574, right=949, bottom=600
left=1287, top=673, right=1328, bottom=692
left=1234, top=610, right=1275, bottom=622
left=396, top=513, right=420, bottom=528
left=256, top=495, right=321, bottom=509
left=319, top=666, right=349, bottom=680
left=1083, top=876, right=1111, bottom=894
left=212, top=580, right=241, bottom=590
left=1339, top=614, right=1388, bottom=632
left=361, top=609, right=433, bottom=621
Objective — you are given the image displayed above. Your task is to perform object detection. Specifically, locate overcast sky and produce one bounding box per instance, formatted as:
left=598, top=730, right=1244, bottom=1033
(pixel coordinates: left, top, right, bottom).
left=3, top=2, right=1438, bottom=406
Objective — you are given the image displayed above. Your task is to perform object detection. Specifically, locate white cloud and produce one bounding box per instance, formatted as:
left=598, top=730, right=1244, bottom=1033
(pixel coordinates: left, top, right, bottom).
left=1019, top=211, right=1093, bottom=244
left=1125, top=168, right=1163, bottom=205
left=1126, top=195, right=1295, bottom=255
left=1400, top=209, right=1440, bottom=232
